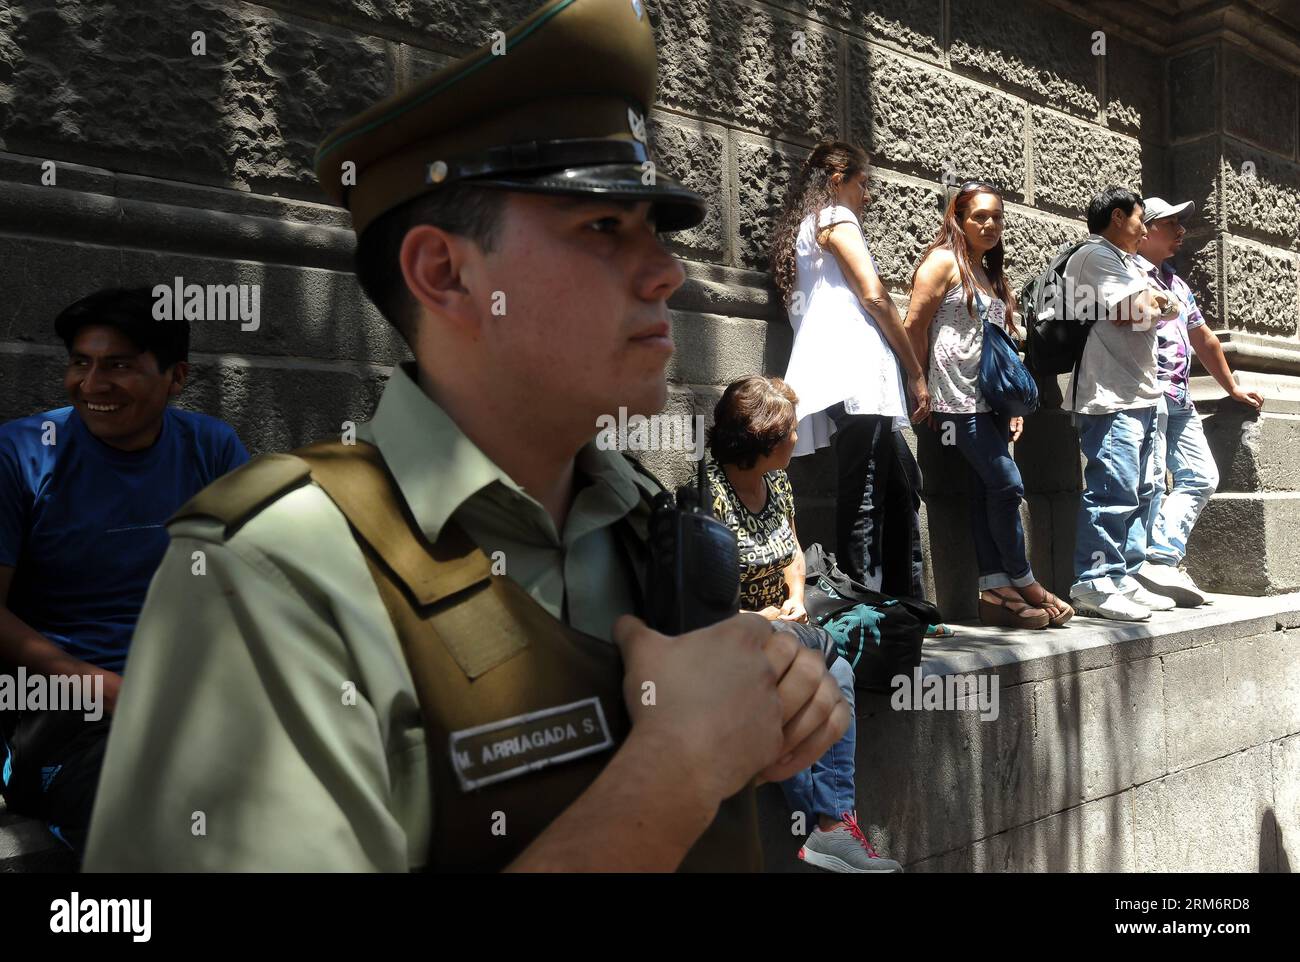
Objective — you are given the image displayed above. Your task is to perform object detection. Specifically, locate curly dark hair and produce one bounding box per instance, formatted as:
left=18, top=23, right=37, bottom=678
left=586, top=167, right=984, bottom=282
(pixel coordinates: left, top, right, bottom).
left=769, top=139, right=872, bottom=307
left=707, top=375, right=799, bottom=469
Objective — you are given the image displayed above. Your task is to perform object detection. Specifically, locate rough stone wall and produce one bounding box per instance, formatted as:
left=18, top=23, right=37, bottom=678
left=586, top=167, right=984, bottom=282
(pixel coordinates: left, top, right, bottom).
left=1169, top=43, right=1300, bottom=338
left=1165, top=39, right=1300, bottom=601
left=0, top=1, right=1297, bottom=616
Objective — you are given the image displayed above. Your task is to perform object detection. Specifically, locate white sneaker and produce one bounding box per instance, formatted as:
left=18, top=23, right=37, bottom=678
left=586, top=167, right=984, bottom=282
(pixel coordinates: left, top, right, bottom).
left=1070, top=591, right=1152, bottom=622
left=1126, top=584, right=1176, bottom=611
left=1134, top=561, right=1208, bottom=608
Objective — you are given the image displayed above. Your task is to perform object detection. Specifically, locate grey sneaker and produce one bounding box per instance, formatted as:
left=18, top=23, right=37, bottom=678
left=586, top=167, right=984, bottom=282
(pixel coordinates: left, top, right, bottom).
left=798, top=813, right=903, bottom=873
left=1126, top=584, right=1176, bottom=611
left=1134, top=561, right=1208, bottom=608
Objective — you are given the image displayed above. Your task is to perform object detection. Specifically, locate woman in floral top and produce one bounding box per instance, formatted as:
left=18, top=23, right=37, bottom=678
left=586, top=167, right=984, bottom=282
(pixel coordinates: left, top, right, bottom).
left=705, top=381, right=807, bottom=621
left=704, top=375, right=902, bottom=874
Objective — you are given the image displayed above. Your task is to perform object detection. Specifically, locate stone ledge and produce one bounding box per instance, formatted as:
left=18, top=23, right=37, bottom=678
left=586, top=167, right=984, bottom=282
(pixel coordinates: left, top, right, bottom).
left=905, top=590, right=1300, bottom=687
left=1212, top=332, right=1300, bottom=380
left=761, top=590, right=1300, bottom=871
left=0, top=150, right=349, bottom=229
left=0, top=180, right=353, bottom=272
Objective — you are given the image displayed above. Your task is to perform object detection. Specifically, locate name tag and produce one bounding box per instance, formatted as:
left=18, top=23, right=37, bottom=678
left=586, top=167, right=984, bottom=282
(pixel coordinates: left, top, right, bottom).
left=448, top=697, right=614, bottom=792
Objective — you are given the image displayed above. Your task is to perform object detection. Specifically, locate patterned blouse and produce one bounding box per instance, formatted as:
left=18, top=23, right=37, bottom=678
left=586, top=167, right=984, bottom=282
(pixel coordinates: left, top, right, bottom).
left=705, top=453, right=799, bottom=611
left=1142, top=258, right=1207, bottom=410
left=927, top=285, right=1008, bottom=414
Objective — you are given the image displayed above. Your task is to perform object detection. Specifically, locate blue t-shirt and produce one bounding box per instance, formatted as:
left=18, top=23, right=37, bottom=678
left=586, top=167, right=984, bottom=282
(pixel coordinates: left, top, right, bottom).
left=0, top=406, right=249, bottom=672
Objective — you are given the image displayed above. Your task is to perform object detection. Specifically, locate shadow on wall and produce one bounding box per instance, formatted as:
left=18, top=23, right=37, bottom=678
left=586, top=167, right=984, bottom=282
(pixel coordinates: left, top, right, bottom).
left=1262, top=807, right=1290, bottom=873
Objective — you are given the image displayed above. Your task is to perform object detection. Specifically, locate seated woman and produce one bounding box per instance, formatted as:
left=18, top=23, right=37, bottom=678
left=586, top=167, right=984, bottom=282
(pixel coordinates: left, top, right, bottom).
left=704, top=374, right=901, bottom=873
left=903, top=181, right=1072, bottom=629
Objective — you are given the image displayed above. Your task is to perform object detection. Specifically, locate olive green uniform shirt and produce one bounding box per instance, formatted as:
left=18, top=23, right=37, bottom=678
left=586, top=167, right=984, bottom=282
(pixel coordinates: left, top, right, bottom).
left=84, top=362, right=645, bottom=871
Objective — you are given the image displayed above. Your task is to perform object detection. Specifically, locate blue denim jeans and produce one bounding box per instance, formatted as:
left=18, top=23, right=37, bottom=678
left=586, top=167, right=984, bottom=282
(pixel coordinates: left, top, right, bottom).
left=1146, top=396, right=1219, bottom=566
left=937, top=413, right=1034, bottom=591
left=780, top=656, right=856, bottom=822
left=1071, top=407, right=1158, bottom=597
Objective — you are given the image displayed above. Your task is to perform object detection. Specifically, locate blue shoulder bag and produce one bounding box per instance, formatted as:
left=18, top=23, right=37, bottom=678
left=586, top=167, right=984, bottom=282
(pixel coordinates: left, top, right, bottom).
left=976, top=291, right=1040, bottom=418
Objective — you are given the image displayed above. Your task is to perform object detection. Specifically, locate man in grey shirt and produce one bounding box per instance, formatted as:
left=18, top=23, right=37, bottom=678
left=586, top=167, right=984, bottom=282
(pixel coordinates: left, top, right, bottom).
left=1064, top=187, right=1182, bottom=622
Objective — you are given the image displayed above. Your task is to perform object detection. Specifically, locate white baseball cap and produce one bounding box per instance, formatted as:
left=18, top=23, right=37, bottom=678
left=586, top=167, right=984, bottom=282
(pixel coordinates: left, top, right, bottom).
left=1142, top=196, right=1196, bottom=224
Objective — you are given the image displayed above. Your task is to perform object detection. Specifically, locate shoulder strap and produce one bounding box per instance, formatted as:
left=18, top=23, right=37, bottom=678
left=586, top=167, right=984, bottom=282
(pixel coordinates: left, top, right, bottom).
left=168, top=441, right=491, bottom=607
left=167, top=453, right=313, bottom=538
left=294, top=440, right=492, bottom=607
left=622, top=452, right=666, bottom=496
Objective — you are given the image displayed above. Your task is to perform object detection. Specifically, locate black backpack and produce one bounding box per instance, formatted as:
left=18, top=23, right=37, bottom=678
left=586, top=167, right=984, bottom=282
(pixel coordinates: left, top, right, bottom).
left=801, top=544, right=932, bottom=693
left=1019, top=238, right=1101, bottom=406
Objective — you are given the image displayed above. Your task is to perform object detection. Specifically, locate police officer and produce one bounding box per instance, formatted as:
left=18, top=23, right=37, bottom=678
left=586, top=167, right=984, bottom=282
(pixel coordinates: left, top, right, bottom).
left=84, top=0, right=848, bottom=871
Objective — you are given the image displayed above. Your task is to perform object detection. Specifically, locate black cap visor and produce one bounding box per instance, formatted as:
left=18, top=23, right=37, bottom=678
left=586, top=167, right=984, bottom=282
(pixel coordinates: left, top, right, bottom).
left=469, top=163, right=706, bottom=233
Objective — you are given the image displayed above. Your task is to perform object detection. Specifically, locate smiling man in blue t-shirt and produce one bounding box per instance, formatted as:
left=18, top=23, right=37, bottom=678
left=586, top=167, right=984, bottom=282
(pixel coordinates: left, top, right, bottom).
left=0, top=287, right=249, bottom=856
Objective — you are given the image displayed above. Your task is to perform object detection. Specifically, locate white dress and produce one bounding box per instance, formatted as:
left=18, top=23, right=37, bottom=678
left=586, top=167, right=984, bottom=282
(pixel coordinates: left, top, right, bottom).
left=783, top=205, right=907, bottom=457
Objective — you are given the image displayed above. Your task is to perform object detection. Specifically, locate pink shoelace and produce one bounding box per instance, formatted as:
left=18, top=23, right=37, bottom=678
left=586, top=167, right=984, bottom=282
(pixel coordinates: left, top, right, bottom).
left=840, top=812, right=881, bottom=859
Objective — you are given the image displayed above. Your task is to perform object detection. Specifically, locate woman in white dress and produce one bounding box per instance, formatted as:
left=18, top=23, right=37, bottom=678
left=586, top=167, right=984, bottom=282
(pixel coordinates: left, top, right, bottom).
left=770, top=140, right=931, bottom=600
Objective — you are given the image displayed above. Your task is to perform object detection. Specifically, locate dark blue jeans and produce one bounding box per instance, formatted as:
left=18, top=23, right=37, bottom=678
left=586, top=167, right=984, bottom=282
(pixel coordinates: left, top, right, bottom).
left=828, top=407, right=924, bottom=598
left=937, top=412, right=1034, bottom=591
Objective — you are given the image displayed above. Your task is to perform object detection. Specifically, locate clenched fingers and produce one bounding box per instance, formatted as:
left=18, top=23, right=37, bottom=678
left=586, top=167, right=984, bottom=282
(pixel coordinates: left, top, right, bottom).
left=772, top=645, right=829, bottom=725
left=759, top=622, right=800, bottom=686
left=778, top=667, right=844, bottom=755
left=759, top=697, right=852, bottom=783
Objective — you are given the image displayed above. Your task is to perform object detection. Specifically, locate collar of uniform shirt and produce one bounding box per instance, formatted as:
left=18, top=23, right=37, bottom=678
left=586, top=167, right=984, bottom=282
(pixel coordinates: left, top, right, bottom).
left=361, top=362, right=643, bottom=545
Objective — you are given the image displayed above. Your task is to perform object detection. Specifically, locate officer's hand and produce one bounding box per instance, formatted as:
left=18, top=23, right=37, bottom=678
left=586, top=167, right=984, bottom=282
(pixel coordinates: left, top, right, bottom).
left=758, top=626, right=851, bottom=784
left=612, top=612, right=787, bottom=807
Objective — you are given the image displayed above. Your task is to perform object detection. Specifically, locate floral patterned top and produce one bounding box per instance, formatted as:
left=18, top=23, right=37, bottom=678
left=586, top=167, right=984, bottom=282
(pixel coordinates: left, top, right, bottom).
left=705, top=453, right=799, bottom=611
left=1137, top=255, right=1207, bottom=410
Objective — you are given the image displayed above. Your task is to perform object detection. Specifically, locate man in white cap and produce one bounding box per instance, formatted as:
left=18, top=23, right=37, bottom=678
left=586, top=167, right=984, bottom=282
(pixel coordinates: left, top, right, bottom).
left=1131, top=197, right=1265, bottom=607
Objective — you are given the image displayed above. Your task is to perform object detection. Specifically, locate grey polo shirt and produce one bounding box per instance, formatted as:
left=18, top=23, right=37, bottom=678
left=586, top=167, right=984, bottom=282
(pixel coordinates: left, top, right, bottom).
left=1064, top=235, right=1162, bottom=415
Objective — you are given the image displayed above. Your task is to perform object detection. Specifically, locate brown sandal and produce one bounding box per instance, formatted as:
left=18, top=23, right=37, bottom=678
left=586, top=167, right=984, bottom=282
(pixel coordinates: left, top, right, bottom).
left=1040, top=592, right=1074, bottom=628
left=978, top=591, right=1050, bottom=630
left=1018, top=588, right=1075, bottom=628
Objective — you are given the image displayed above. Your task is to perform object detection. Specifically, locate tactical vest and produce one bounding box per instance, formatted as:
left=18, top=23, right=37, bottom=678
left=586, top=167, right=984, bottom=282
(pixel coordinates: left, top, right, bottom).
left=171, top=440, right=762, bottom=872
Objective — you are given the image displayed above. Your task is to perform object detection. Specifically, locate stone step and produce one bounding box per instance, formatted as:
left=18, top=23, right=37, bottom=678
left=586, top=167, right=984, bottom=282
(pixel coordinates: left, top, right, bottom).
left=1187, top=491, right=1300, bottom=594
left=1201, top=408, right=1300, bottom=493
